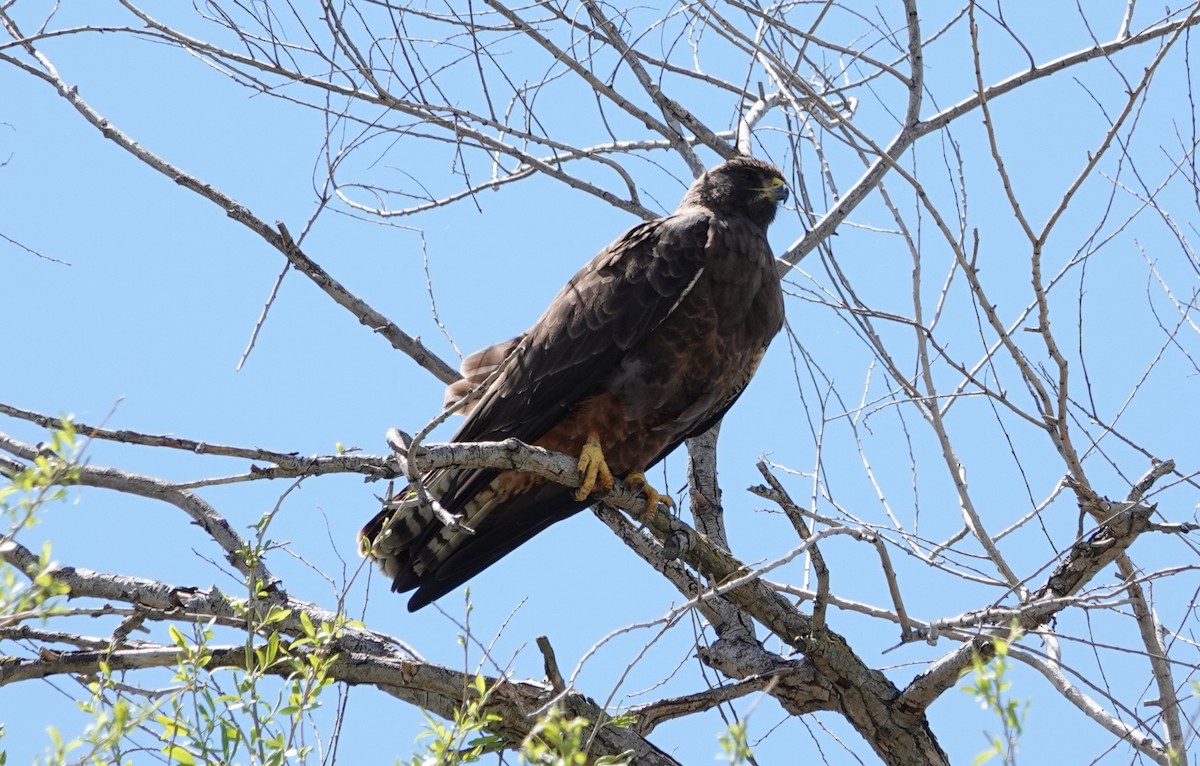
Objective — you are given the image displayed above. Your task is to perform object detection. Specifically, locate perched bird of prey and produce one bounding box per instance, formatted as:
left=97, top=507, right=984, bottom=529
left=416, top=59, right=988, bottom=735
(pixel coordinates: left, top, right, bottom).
left=360, top=156, right=789, bottom=611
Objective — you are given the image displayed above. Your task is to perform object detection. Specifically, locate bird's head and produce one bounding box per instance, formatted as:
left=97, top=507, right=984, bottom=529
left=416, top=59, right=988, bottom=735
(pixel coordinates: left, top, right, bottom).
left=681, top=156, right=789, bottom=228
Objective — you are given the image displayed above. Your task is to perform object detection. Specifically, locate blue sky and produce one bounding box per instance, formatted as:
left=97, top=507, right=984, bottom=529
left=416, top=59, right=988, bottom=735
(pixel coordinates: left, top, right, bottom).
left=3, top=2, right=1199, bottom=764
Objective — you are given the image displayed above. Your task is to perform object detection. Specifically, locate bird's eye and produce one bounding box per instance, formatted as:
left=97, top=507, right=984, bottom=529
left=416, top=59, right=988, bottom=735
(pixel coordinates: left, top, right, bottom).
left=767, top=177, right=785, bottom=189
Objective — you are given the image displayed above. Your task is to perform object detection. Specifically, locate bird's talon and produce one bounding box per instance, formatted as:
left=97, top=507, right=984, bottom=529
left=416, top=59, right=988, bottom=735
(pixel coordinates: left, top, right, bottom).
left=575, top=435, right=613, bottom=500
left=626, top=471, right=670, bottom=522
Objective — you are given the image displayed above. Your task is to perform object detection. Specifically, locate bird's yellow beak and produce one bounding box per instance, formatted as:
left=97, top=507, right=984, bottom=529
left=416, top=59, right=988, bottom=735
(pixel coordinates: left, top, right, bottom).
left=761, top=177, right=789, bottom=203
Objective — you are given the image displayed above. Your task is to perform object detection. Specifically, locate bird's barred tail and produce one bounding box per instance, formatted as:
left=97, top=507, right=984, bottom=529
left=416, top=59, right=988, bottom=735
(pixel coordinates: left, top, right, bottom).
left=357, top=471, right=455, bottom=582
left=358, top=471, right=504, bottom=594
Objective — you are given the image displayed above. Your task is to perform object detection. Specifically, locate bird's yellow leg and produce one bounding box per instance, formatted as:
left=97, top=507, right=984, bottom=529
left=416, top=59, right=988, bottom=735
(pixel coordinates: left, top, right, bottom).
left=625, top=471, right=674, bottom=521
left=574, top=431, right=614, bottom=500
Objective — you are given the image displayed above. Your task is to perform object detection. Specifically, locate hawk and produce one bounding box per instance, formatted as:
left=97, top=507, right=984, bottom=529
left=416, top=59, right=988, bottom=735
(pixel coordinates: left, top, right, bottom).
left=360, top=156, right=788, bottom=611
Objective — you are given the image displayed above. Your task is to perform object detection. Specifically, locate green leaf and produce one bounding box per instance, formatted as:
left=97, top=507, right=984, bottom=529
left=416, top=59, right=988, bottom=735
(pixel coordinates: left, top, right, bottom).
left=265, top=607, right=292, bottom=625
left=164, top=744, right=197, bottom=765
left=168, top=625, right=188, bottom=649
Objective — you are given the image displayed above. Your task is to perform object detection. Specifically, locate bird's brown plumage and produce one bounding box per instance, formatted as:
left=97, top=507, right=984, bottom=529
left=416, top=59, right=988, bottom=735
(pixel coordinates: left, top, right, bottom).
left=360, top=156, right=788, bottom=611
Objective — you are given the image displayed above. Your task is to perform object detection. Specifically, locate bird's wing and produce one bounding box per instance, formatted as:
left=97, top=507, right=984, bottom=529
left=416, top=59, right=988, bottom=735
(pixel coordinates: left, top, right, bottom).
left=451, top=208, right=713, bottom=448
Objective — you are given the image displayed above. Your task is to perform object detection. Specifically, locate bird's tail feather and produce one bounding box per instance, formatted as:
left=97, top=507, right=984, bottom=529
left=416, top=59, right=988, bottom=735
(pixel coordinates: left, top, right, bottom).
left=358, top=471, right=458, bottom=582
left=359, top=468, right=591, bottom=612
